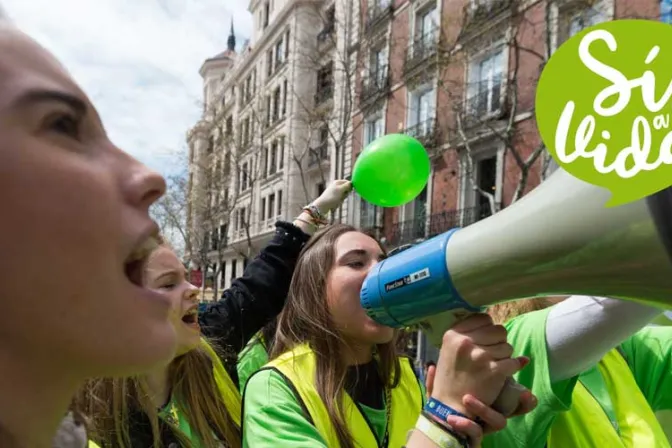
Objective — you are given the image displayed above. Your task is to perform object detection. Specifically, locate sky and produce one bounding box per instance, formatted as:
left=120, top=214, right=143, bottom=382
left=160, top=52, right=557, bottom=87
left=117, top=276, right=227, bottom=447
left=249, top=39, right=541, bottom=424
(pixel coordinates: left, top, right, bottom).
left=3, top=0, right=251, bottom=177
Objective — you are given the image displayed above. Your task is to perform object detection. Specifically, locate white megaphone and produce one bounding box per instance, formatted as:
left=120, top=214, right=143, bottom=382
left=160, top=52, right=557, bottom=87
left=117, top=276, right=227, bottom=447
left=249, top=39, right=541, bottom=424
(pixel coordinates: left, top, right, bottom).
left=360, top=168, right=672, bottom=415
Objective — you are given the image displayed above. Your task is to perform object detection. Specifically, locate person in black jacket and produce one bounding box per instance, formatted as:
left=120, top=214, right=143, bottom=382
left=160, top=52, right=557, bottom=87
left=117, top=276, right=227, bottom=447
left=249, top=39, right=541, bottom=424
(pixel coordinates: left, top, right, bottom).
left=75, top=181, right=353, bottom=448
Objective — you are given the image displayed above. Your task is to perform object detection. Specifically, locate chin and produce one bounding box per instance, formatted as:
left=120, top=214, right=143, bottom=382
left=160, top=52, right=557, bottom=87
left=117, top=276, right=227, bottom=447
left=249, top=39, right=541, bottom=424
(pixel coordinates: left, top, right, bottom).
left=364, top=324, right=396, bottom=346
left=174, top=335, right=201, bottom=358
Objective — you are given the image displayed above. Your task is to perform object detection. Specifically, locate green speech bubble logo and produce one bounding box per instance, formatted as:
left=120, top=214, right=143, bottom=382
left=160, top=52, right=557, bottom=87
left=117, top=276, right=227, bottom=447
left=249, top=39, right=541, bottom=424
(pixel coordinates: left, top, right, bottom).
left=536, top=19, right=672, bottom=207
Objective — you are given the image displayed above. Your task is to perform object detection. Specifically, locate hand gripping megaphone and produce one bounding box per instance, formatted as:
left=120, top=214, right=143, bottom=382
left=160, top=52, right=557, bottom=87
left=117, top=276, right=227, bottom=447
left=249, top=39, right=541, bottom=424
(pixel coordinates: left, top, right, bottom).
left=360, top=168, right=672, bottom=415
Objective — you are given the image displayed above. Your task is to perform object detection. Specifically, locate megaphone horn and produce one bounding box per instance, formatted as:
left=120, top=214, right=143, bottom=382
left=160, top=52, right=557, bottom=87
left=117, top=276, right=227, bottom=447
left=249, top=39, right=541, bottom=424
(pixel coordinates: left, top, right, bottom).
left=360, top=168, right=672, bottom=415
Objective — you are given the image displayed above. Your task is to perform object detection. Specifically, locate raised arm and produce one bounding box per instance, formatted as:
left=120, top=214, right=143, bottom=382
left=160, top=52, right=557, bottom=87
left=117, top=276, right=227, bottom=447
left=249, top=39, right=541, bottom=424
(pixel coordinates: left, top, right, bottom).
left=198, top=181, right=352, bottom=363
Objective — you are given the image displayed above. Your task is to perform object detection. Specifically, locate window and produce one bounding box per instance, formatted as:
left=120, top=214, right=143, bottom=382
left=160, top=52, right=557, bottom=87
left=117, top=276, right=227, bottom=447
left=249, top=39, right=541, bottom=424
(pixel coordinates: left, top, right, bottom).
left=467, top=49, right=504, bottom=117
left=261, top=197, right=267, bottom=221
left=241, top=162, right=249, bottom=191
left=565, top=7, right=607, bottom=42
left=409, top=86, right=436, bottom=133
left=360, top=194, right=376, bottom=228
left=477, top=156, right=497, bottom=215
left=263, top=1, right=270, bottom=28
left=275, top=39, right=284, bottom=67
left=272, top=86, right=281, bottom=122
left=278, top=136, right=285, bottom=170
left=267, top=50, right=273, bottom=77
left=269, top=141, right=278, bottom=175
left=416, top=7, right=438, bottom=48
left=369, top=46, right=387, bottom=86
left=239, top=206, right=247, bottom=229
left=364, top=114, right=385, bottom=145
left=265, top=96, right=272, bottom=124
left=219, top=224, right=228, bottom=247
left=282, top=79, right=288, bottom=116
left=268, top=193, right=276, bottom=219
left=262, top=147, right=269, bottom=177
left=285, top=30, right=291, bottom=59
left=230, top=259, right=237, bottom=281
left=316, top=62, right=334, bottom=103
left=277, top=190, right=283, bottom=216
left=225, top=116, right=233, bottom=136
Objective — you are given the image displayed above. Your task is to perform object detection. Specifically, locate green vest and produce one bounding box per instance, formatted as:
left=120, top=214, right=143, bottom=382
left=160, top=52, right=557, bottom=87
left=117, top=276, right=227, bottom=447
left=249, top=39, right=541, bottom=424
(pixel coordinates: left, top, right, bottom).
left=266, top=344, right=423, bottom=448
left=548, top=348, right=669, bottom=447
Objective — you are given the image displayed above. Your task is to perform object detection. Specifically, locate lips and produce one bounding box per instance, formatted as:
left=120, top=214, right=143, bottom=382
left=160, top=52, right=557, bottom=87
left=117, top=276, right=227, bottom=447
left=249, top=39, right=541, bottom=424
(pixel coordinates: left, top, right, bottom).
left=181, top=305, right=200, bottom=329
left=124, top=233, right=159, bottom=287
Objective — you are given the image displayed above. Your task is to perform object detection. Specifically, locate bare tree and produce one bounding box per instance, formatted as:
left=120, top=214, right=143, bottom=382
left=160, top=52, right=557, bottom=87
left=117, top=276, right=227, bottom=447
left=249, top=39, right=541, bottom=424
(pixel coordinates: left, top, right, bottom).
left=431, top=0, right=602, bottom=213
left=286, top=4, right=363, bottom=220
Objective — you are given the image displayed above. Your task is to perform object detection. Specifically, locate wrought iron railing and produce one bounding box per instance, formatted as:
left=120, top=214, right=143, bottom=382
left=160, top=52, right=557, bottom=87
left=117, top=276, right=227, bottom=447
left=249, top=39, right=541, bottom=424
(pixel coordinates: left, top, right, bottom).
left=404, top=31, right=438, bottom=73
left=366, top=1, right=393, bottom=31
left=465, top=80, right=502, bottom=117
left=360, top=66, right=390, bottom=104
left=385, top=205, right=500, bottom=248
left=403, top=118, right=442, bottom=151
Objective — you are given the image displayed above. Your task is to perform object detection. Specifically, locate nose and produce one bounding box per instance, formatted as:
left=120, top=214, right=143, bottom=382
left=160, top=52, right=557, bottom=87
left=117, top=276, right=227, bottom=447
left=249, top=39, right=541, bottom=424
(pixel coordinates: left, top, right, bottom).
left=120, top=157, right=167, bottom=210
left=184, top=282, right=199, bottom=302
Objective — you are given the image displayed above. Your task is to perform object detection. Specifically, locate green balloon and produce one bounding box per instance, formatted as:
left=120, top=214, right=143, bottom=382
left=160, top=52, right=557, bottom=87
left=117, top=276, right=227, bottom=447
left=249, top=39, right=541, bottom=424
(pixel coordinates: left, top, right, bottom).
left=352, top=134, right=431, bottom=207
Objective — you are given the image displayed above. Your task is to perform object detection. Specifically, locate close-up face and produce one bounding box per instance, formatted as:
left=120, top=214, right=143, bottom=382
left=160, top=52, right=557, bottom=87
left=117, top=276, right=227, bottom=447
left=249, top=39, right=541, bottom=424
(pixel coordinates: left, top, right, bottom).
left=144, top=247, right=201, bottom=357
left=0, top=26, right=176, bottom=377
left=326, top=231, right=394, bottom=346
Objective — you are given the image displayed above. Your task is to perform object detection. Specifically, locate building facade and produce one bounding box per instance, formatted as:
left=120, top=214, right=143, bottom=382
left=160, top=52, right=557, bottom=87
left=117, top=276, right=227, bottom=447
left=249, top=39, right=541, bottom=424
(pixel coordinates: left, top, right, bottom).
left=349, top=0, right=659, bottom=251
left=187, top=0, right=356, bottom=292
left=349, top=0, right=659, bottom=363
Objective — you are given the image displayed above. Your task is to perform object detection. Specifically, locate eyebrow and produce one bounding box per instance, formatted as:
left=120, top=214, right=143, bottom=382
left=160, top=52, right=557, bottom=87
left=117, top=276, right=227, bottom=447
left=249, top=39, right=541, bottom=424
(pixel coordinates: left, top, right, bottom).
left=14, top=89, right=87, bottom=115
left=340, top=249, right=387, bottom=261
left=154, top=271, right=178, bottom=282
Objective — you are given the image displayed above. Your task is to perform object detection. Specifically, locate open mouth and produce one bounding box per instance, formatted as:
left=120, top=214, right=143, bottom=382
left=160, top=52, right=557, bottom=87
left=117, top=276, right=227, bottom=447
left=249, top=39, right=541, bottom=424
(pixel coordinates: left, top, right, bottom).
left=181, top=308, right=199, bottom=327
left=124, top=236, right=159, bottom=286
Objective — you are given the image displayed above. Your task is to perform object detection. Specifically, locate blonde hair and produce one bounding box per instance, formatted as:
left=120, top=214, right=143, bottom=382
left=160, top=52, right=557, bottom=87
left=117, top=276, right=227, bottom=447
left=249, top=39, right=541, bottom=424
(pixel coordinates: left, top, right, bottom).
left=72, top=236, right=241, bottom=447
left=272, top=224, right=401, bottom=448
left=488, top=296, right=566, bottom=324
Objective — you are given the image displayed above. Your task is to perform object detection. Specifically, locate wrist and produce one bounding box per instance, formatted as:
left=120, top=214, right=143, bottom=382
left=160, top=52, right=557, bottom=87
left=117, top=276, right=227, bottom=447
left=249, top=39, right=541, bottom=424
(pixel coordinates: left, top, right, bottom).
left=428, top=395, right=470, bottom=419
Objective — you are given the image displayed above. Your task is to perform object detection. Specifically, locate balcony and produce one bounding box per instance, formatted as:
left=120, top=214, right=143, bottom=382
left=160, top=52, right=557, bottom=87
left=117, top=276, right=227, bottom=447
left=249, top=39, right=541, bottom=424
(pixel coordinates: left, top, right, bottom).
left=466, top=0, right=512, bottom=25
left=463, top=80, right=506, bottom=126
left=386, top=205, right=499, bottom=248
left=366, top=2, right=393, bottom=33
left=360, top=66, right=390, bottom=107
left=308, top=143, right=330, bottom=168
left=404, top=31, right=438, bottom=78
left=403, top=118, right=442, bottom=154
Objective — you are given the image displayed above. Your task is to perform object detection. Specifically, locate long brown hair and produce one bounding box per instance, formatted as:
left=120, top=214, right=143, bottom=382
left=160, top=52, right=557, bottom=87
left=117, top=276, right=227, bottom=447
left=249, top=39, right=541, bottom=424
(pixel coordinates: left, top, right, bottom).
left=73, top=341, right=240, bottom=448
left=272, top=224, right=401, bottom=448
left=72, top=236, right=241, bottom=447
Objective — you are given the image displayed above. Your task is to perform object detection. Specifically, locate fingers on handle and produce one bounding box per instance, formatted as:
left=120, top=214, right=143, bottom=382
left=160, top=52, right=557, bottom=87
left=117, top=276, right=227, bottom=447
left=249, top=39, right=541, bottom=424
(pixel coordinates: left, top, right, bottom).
left=490, top=356, right=528, bottom=377
left=445, top=415, right=484, bottom=448
left=462, top=394, right=507, bottom=433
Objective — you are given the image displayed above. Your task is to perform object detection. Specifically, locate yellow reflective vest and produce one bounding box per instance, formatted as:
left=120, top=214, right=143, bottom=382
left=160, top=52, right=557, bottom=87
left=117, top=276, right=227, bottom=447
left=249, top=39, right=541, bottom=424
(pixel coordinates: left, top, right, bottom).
left=266, top=344, right=424, bottom=447
left=548, top=348, right=669, bottom=447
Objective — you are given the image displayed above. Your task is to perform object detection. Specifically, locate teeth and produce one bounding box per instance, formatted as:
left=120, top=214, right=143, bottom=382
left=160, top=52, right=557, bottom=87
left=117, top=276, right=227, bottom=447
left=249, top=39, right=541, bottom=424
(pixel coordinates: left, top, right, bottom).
left=127, top=236, right=159, bottom=262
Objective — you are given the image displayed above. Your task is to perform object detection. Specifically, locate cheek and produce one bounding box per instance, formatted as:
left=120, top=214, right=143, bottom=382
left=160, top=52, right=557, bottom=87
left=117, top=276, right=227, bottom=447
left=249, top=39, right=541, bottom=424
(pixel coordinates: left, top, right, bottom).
left=326, top=271, right=367, bottom=325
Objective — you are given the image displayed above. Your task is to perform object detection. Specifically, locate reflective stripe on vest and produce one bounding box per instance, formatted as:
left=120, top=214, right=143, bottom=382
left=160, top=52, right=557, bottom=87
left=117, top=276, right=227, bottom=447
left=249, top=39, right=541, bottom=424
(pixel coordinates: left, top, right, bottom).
left=267, top=344, right=423, bottom=448
left=548, top=348, right=669, bottom=447
left=201, top=338, right=242, bottom=427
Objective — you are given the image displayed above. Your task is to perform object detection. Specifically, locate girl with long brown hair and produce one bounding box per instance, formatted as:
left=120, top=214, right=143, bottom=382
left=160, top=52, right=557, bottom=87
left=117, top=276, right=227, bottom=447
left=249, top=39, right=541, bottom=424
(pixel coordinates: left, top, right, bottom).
left=74, top=181, right=352, bottom=447
left=242, top=224, right=537, bottom=448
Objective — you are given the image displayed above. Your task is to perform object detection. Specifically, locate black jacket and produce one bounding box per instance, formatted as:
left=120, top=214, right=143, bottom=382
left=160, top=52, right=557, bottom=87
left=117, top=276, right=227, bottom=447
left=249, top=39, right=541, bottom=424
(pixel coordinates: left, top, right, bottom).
left=104, top=221, right=310, bottom=448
